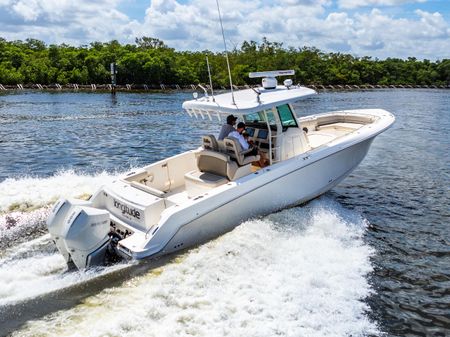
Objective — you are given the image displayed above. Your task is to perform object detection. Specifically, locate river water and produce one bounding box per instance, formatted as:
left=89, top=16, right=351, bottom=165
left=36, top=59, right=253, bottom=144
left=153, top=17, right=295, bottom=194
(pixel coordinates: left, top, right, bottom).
left=0, top=89, right=448, bottom=337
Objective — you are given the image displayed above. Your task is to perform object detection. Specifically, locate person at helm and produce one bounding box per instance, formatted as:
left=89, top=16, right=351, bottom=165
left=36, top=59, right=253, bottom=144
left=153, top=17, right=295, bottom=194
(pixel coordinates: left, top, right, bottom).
left=218, top=114, right=237, bottom=140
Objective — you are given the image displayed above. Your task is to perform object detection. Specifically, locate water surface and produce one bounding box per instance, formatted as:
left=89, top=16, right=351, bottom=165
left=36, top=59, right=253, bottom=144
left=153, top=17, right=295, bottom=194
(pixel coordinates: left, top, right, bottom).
left=0, top=89, right=448, bottom=337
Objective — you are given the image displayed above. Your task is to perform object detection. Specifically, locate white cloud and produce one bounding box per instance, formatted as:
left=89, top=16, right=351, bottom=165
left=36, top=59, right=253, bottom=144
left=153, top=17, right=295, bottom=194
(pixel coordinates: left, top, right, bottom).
left=338, top=0, right=426, bottom=9
left=0, top=0, right=448, bottom=59
left=7, top=0, right=126, bottom=23
left=12, top=0, right=39, bottom=21
left=137, top=0, right=449, bottom=59
left=350, top=8, right=450, bottom=58
left=0, top=0, right=135, bottom=44
left=415, top=9, right=449, bottom=38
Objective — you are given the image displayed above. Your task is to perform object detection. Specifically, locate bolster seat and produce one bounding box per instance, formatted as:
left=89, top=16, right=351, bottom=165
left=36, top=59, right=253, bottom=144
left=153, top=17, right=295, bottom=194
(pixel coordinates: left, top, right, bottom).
left=202, top=134, right=220, bottom=151
left=223, top=137, right=260, bottom=166
left=184, top=150, right=235, bottom=197
left=202, top=134, right=227, bottom=153
left=196, top=150, right=238, bottom=180
left=184, top=141, right=258, bottom=197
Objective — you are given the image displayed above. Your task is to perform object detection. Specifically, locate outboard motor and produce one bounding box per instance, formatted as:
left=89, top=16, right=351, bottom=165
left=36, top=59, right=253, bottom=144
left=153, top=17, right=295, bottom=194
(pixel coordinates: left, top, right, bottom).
left=47, top=198, right=91, bottom=263
left=47, top=199, right=111, bottom=270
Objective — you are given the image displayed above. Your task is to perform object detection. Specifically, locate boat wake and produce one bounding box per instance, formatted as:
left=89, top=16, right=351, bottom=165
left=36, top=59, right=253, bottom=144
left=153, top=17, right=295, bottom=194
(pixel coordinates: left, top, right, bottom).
left=0, top=170, right=128, bottom=306
left=2, top=192, right=379, bottom=337
left=0, top=171, right=138, bottom=335
left=0, top=232, right=134, bottom=336
left=0, top=170, right=119, bottom=248
left=0, top=234, right=112, bottom=306
left=0, top=169, right=119, bottom=213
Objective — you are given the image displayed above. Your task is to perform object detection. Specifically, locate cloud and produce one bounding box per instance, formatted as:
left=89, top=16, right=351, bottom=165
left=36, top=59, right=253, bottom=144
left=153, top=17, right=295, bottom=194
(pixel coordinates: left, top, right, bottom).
left=415, top=9, right=449, bottom=38
left=0, top=0, right=448, bottom=60
left=351, top=9, right=450, bottom=58
left=137, top=0, right=269, bottom=50
left=0, top=0, right=134, bottom=44
left=338, top=0, right=427, bottom=9
left=137, top=0, right=449, bottom=59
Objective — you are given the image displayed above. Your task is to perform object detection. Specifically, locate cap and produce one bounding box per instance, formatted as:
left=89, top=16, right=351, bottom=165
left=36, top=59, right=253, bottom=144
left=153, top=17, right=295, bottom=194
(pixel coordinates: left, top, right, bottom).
left=226, top=114, right=237, bottom=124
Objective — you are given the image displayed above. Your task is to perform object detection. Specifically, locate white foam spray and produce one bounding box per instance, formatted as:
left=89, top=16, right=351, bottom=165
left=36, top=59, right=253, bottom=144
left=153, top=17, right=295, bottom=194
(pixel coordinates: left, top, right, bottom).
left=0, top=234, right=128, bottom=307
left=0, top=208, right=50, bottom=243
left=0, top=169, right=126, bottom=305
left=0, top=169, right=119, bottom=213
left=0, top=169, right=120, bottom=245
left=12, top=197, right=380, bottom=337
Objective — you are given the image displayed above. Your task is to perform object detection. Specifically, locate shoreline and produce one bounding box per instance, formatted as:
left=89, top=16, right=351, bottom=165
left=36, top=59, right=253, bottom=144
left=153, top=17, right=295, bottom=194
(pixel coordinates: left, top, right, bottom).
left=0, top=83, right=448, bottom=93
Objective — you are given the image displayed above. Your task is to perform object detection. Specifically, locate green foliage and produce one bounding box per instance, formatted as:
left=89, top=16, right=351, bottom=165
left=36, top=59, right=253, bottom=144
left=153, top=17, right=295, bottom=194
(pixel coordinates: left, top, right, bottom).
left=0, top=36, right=447, bottom=86
left=0, top=61, right=24, bottom=84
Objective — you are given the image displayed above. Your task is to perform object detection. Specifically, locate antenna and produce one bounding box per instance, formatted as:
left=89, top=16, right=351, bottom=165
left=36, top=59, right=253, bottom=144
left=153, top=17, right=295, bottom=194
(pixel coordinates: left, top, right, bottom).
left=206, top=56, right=215, bottom=102
left=197, top=84, right=209, bottom=97
left=251, top=87, right=261, bottom=104
left=215, top=0, right=236, bottom=105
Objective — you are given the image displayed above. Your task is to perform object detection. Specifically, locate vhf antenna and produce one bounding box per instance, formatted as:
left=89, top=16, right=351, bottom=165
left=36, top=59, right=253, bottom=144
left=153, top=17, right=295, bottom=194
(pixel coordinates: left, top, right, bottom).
left=206, top=56, right=215, bottom=102
left=215, top=0, right=236, bottom=105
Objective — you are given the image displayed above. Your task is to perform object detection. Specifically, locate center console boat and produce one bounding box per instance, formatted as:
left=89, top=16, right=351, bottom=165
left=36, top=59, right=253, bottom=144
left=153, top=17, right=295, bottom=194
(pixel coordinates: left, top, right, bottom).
left=47, top=70, right=395, bottom=270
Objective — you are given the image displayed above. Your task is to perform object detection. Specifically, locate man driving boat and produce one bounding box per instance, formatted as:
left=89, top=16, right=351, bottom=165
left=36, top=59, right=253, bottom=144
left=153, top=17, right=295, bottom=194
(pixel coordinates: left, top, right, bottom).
left=228, top=122, right=267, bottom=166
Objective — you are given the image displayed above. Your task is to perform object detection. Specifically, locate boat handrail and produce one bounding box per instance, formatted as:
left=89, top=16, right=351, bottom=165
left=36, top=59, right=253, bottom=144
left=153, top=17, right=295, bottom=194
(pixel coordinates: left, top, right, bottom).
left=263, top=109, right=278, bottom=165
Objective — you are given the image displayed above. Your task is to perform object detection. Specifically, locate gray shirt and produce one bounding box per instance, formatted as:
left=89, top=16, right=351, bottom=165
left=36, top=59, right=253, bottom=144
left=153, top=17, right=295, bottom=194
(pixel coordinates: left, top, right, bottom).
left=218, top=124, right=236, bottom=140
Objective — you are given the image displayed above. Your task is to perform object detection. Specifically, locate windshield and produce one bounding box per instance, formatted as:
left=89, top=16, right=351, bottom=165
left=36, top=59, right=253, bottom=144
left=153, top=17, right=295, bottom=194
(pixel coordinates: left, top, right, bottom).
left=277, top=104, right=298, bottom=128
left=243, top=110, right=276, bottom=125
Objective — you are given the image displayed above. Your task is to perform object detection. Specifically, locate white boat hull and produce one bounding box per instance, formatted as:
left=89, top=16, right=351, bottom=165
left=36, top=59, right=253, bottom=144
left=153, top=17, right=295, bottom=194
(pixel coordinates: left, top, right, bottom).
left=47, top=107, right=394, bottom=269
left=156, top=137, right=373, bottom=257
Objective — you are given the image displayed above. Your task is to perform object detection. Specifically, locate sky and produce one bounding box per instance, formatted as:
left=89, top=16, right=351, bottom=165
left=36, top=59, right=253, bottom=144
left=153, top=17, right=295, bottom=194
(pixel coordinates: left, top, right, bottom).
left=0, top=0, right=449, bottom=60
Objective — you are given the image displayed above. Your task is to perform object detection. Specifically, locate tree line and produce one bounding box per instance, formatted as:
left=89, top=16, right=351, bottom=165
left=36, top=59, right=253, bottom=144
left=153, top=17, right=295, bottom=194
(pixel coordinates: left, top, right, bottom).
left=0, top=37, right=449, bottom=87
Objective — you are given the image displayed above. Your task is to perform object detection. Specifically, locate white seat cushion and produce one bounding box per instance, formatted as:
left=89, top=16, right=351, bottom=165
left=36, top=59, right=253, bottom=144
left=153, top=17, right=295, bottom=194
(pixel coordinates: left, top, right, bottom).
left=185, top=170, right=228, bottom=187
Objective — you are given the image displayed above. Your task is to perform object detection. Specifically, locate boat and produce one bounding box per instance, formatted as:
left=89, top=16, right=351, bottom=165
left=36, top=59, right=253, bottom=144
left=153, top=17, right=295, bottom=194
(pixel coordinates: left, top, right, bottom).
left=47, top=70, right=395, bottom=270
